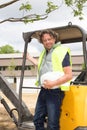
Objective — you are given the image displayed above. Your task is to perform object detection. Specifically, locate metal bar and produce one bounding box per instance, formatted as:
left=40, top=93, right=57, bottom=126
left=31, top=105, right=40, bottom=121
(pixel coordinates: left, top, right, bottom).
left=82, top=34, right=87, bottom=69
left=18, top=41, right=28, bottom=126
left=18, top=32, right=34, bottom=127
left=22, top=87, right=41, bottom=89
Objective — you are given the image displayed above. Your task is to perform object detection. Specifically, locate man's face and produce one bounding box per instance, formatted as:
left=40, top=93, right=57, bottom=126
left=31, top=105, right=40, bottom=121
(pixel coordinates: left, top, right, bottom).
left=42, top=34, right=56, bottom=50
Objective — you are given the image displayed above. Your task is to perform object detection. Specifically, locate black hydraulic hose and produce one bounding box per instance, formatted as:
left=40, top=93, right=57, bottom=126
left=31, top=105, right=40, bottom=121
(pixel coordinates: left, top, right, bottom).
left=0, top=96, right=18, bottom=126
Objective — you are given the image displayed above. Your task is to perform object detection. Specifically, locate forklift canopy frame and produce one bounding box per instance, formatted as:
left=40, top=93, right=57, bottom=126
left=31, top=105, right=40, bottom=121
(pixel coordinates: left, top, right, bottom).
left=18, top=22, right=87, bottom=128
left=23, top=22, right=87, bottom=67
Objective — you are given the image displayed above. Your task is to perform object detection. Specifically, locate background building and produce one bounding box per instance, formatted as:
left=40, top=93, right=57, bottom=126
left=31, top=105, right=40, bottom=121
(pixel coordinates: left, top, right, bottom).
left=0, top=52, right=84, bottom=93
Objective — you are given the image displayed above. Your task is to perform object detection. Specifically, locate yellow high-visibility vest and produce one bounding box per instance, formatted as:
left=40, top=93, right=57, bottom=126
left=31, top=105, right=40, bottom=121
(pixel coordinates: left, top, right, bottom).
left=35, top=44, right=72, bottom=91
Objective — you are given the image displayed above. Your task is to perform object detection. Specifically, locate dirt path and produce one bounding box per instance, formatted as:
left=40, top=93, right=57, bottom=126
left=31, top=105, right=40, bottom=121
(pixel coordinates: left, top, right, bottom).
left=0, top=92, right=38, bottom=130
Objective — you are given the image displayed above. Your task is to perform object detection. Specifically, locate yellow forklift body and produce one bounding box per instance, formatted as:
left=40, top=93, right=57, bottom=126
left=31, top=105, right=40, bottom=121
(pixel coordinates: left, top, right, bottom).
left=60, top=85, right=87, bottom=130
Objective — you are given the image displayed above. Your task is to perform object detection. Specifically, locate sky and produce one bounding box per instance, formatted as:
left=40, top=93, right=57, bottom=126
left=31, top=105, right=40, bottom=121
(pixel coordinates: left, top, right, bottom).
left=0, top=0, right=87, bottom=55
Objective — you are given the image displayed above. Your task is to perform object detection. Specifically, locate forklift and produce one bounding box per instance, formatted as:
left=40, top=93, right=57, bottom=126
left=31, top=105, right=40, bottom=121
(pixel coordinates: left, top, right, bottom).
left=0, top=22, right=87, bottom=130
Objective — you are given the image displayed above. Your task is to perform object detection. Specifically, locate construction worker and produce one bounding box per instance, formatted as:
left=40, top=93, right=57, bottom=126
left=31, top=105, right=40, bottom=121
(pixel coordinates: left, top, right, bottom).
left=27, top=29, right=72, bottom=130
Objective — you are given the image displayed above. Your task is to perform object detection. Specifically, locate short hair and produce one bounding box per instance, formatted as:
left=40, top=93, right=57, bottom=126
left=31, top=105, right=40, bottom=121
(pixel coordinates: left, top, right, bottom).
left=39, top=29, right=60, bottom=44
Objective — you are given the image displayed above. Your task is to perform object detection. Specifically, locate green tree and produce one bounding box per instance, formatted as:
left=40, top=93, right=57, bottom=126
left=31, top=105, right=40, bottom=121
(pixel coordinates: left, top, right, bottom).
left=0, top=1, right=58, bottom=24
left=7, top=58, right=16, bottom=71
left=0, top=44, right=20, bottom=54
left=65, top=0, right=87, bottom=20
left=0, top=0, right=87, bottom=24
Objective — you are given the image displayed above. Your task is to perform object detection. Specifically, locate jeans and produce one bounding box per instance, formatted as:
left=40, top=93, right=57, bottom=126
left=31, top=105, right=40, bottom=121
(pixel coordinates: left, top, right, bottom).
left=33, top=87, right=65, bottom=130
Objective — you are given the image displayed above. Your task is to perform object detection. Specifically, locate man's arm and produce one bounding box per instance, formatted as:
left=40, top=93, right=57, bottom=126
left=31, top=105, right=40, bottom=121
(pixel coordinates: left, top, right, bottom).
left=27, top=53, right=38, bottom=66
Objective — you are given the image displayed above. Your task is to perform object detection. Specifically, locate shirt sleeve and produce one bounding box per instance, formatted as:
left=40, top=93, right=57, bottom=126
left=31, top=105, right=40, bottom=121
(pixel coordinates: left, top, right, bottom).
left=62, top=52, right=70, bottom=67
